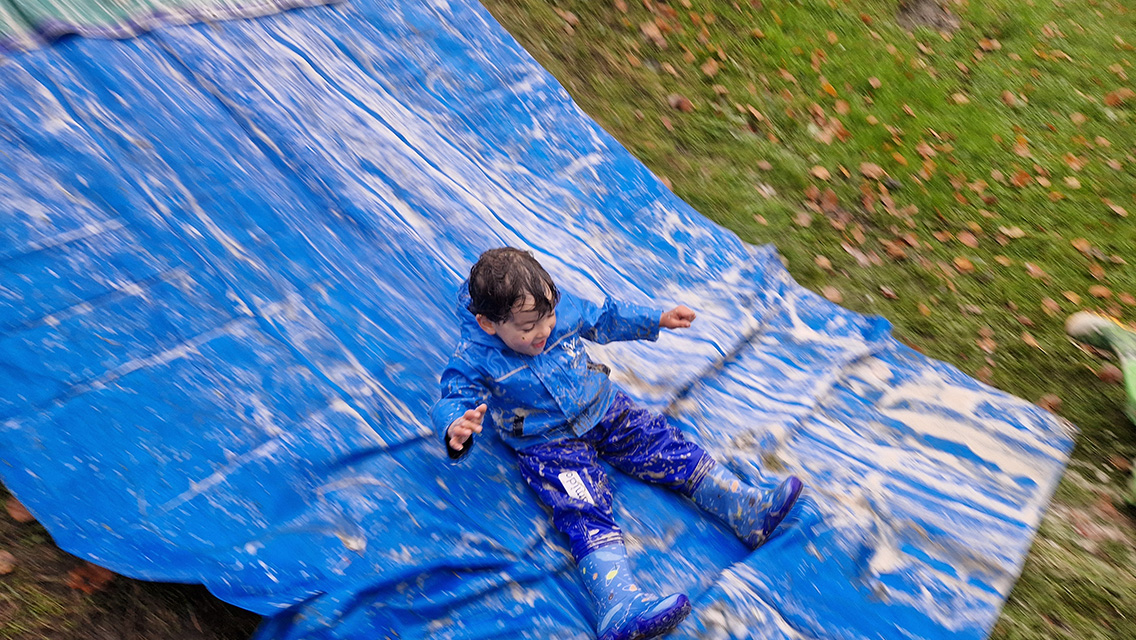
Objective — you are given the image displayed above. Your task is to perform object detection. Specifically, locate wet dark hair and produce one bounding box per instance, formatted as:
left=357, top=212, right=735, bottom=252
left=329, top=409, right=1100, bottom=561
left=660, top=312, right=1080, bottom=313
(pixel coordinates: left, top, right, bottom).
left=467, top=247, right=560, bottom=323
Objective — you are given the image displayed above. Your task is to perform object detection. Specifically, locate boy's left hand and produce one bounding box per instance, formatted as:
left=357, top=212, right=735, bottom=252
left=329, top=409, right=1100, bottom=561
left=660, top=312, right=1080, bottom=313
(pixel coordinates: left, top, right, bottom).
left=660, top=305, right=696, bottom=329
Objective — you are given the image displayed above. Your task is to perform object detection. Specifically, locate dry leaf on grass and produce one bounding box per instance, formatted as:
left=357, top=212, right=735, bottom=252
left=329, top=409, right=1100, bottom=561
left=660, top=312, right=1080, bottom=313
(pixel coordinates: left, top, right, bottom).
left=1109, top=454, right=1132, bottom=472
left=1021, top=332, right=1042, bottom=350
left=5, top=497, right=34, bottom=523
left=1098, top=364, right=1123, bottom=384
left=667, top=94, right=694, bottom=112
left=66, top=562, right=116, bottom=594
left=1089, top=285, right=1112, bottom=299
left=1037, top=394, right=1062, bottom=413
left=860, top=163, right=886, bottom=179
left=0, top=550, right=15, bottom=575
left=809, top=165, right=832, bottom=180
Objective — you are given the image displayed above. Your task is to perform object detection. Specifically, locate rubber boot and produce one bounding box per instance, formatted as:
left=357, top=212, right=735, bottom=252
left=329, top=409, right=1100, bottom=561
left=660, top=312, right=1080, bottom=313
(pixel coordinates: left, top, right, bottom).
left=577, top=544, right=691, bottom=640
left=690, top=463, right=803, bottom=548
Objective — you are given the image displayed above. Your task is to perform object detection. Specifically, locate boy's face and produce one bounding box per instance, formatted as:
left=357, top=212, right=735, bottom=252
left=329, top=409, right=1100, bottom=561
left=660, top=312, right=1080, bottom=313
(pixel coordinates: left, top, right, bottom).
left=476, top=294, right=557, bottom=356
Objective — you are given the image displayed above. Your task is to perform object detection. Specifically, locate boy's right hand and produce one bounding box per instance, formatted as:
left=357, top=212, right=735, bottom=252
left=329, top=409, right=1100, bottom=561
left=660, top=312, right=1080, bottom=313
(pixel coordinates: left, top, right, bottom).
left=447, top=404, right=487, bottom=451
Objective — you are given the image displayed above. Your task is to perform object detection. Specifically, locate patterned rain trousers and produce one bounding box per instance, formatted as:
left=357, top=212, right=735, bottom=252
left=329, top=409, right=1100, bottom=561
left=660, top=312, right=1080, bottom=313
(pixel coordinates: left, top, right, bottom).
left=516, top=391, right=716, bottom=560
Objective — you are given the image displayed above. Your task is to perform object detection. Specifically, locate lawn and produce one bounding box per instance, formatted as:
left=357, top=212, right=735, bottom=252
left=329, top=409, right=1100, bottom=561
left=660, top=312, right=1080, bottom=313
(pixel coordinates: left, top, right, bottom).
left=2, top=0, right=1134, bottom=638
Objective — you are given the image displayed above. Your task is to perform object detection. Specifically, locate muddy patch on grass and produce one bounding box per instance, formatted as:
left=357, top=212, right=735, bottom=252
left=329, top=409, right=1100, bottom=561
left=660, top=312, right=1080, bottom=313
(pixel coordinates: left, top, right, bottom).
left=897, top=0, right=961, bottom=33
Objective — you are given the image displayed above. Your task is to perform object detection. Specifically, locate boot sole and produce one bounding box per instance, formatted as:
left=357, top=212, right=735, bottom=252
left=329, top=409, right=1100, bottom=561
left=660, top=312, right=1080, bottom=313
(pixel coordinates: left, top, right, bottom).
left=599, top=594, right=692, bottom=640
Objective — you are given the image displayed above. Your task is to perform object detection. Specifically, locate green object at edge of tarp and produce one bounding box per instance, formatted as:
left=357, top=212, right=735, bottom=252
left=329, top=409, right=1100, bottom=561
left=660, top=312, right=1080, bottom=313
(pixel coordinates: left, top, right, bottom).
left=0, top=0, right=337, bottom=51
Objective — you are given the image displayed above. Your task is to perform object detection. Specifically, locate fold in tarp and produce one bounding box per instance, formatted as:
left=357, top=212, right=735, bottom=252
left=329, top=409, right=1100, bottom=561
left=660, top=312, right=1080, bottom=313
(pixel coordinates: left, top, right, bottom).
left=0, top=0, right=1074, bottom=638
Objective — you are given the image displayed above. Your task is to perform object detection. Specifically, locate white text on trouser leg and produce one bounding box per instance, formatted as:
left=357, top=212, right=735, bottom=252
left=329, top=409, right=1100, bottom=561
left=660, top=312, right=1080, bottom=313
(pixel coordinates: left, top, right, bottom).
left=559, top=470, right=596, bottom=506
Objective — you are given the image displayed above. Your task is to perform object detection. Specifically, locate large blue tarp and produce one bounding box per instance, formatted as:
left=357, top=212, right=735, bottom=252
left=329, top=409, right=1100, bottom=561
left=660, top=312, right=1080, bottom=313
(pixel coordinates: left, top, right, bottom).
left=0, top=0, right=1075, bottom=638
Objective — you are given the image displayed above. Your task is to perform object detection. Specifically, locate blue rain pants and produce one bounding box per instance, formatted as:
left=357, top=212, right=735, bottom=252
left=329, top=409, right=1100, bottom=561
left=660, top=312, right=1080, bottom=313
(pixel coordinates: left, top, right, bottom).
left=515, top=391, right=715, bottom=560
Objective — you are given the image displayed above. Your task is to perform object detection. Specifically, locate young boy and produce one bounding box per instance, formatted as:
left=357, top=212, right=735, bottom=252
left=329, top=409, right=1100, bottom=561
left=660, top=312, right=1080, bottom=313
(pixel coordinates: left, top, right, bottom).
left=432, top=248, right=803, bottom=640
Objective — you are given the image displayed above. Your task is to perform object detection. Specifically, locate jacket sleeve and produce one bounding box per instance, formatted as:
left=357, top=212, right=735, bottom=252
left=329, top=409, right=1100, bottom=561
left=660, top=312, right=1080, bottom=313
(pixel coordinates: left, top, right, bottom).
left=430, top=353, right=489, bottom=461
left=574, top=293, right=661, bottom=344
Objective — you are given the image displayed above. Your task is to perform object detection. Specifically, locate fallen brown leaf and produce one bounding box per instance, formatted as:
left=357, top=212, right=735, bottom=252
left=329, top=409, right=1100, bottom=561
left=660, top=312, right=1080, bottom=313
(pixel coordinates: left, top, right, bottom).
left=1109, top=454, right=1132, bottom=472
left=66, top=562, right=115, bottom=594
left=5, top=497, right=34, bottom=523
left=756, top=160, right=773, bottom=171
left=953, top=256, right=975, bottom=273
left=868, top=77, right=882, bottom=89
left=1037, top=394, right=1062, bottom=413
left=0, top=550, right=15, bottom=575
left=1010, top=170, right=1032, bottom=187
left=554, top=8, right=579, bottom=27
left=1098, top=364, right=1123, bottom=384
left=881, top=239, right=907, bottom=260
left=1022, top=332, right=1041, bottom=349
left=1104, top=88, right=1135, bottom=107
left=822, top=286, right=843, bottom=303
left=1041, top=298, right=1061, bottom=315
left=1012, top=136, right=1031, bottom=157
left=879, top=285, right=898, bottom=300
left=1063, top=291, right=1082, bottom=304
left=810, top=165, right=832, bottom=180
left=958, top=231, right=979, bottom=248
left=667, top=94, right=694, bottom=112
left=1089, top=285, right=1112, bottom=299
left=976, top=366, right=994, bottom=384
left=1025, top=262, right=1049, bottom=281
left=701, top=58, right=720, bottom=77
left=860, top=163, right=886, bottom=179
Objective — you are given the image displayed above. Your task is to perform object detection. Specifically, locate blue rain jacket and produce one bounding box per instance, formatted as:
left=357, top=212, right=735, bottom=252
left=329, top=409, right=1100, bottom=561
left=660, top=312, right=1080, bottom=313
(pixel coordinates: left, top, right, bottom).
left=431, top=283, right=661, bottom=453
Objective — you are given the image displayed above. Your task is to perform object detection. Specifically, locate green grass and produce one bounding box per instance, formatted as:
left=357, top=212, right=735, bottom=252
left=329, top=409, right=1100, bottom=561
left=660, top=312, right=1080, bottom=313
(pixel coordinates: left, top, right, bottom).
left=481, top=0, right=1136, bottom=636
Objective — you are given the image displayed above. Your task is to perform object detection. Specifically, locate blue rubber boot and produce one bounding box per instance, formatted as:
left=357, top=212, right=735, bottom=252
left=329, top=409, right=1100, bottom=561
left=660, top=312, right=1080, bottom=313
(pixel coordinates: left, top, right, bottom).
left=691, top=463, right=803, bottom=549
left=578, top=544, right=691, bottom=640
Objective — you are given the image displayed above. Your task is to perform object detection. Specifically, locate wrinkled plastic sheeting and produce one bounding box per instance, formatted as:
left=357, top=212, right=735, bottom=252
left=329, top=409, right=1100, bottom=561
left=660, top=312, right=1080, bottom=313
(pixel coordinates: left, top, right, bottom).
left=0, top=0, right=1074, bottom=638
